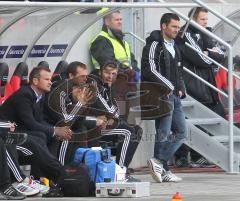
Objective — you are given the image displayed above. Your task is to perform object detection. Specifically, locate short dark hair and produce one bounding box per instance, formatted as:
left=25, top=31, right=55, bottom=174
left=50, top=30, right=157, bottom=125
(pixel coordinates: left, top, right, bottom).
left=188, top=7, right=208, bottom=19
left=29, top=66, right=51, bottom=84
left=160, top=13, right=180, bottom=28
left=66, top=61, right=87, bottom=77
left=100, top=60, right=118, bottom=71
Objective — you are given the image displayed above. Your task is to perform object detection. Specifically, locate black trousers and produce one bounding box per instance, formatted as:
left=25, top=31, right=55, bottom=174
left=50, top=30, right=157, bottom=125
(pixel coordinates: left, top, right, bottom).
left=0, top=138, right=11, bottom=190
left=6, top=144, right=26, bottom=183
left=7, top=135, right=64, bottom=183
left=100, top=121, right=142, bottom=168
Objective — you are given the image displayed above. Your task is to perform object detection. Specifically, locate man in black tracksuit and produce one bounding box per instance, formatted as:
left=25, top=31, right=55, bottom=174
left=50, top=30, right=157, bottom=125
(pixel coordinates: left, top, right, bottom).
left=0, top=124, right=26, bottom=200
left=89, top=61, right=142, bottom=171
left=0, top=121, right=63, bottom=196
left=45, top=61, right=104, bottom=165
left=177, top=7, right=225, bottom=116
left=174, top=7, right=226, bottom=167
left=141, top=13, right=186, bottom=182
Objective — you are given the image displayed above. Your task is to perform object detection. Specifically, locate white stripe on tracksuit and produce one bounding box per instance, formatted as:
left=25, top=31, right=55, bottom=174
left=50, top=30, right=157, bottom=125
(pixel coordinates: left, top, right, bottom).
left=58, top=90, right=83, bottom=165
left=6, top=150, right=23, bottom=182
left=98, top=92, right=119, bottom=118
left=97, top=88, right=130, bottom=167
left=59, top=140, right=69, bottom=165
left=148, top=41, right=174, bottom=91
left=185, top=32, right=212, bottom=64
left=101, top=129, right=131, bottom=167
left=16, top=146, right=33, bottom=156
left=60, top=91, right=82, bottom=123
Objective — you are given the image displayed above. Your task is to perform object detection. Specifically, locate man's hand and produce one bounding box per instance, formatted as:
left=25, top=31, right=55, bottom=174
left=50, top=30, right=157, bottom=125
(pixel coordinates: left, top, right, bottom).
left=203, top=51, right=209, bottom=56
left=207, top=47, right=221, bottom=53
left=107, top=118, right=115, bottom=126
left=75, top=86, right=96, bottom=105
left=96, top=116, right=107, bottom=129
left=54, top=126, right=72, bottom=140
left=9, top=122, right=16, bottom=132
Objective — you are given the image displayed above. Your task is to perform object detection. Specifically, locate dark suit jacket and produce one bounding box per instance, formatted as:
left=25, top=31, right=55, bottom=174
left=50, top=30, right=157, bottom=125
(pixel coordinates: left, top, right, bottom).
left=0, top=85, right=54, bottom=138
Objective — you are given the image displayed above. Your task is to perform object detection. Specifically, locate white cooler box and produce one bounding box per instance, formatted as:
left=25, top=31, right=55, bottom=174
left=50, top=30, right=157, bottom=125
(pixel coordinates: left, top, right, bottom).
left=96, top=182, right=150, bottom=198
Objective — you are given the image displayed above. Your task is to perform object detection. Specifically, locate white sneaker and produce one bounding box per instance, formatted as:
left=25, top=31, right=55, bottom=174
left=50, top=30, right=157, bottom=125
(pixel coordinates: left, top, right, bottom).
left=162, top=171, right=182, bottom=182
left=147, top=158, right=164, bottom=183
left=27, top=178, right=50, bottom=194
left=13, top=182, right=39, bottom=197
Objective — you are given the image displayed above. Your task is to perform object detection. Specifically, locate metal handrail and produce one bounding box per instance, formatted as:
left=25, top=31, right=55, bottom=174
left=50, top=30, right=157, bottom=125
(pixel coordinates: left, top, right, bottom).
left=183, top=67, right=228, bottom=98
left=185, top=42, right=240, bottom=81
left=125, top=32, right=146, bottom=44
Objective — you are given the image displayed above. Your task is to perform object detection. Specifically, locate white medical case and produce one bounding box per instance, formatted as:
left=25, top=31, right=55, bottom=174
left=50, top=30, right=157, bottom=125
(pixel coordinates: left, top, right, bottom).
left=96, top=182, right=150, bottom=198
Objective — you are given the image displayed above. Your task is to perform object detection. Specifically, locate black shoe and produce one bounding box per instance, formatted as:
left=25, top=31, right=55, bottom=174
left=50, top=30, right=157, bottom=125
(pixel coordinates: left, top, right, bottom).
left=0, top=192, right=8, bottom=200
left=42, top=186, right=63, bottom=197
left=4, top=132, right=28, bottom=145
left=1, top=185, right=26, bottom=200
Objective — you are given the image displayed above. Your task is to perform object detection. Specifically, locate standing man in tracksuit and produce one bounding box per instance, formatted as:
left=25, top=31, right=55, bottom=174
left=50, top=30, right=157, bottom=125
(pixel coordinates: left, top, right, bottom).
left=141, top=13, right=186, bottom=182
left=178, top=7, right=225, bottom=116
left=89, top=61, right=142, bottom=179
left=174, top=7, right=226, bottom=167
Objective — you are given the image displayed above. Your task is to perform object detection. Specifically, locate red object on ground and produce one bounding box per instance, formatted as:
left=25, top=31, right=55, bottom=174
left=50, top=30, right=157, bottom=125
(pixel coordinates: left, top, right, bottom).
left=172, top=192, right=183, bottom=201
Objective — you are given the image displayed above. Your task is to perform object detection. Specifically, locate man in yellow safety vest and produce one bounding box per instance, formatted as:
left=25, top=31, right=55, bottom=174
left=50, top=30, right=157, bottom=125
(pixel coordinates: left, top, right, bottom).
left=90, top=10, right=140, bottom=83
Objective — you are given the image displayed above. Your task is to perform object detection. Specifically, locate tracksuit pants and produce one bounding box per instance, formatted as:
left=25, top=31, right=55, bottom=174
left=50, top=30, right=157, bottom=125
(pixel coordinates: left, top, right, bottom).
left=0, top=138, right=11, bottom=190
left=101, top=121, right=142, bottom=168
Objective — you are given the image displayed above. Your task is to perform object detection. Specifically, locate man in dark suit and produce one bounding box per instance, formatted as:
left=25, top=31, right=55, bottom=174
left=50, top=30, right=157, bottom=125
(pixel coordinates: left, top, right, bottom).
left=0, top=67, right=72, bottom=145
left=0, top=67, right=70, bottom=197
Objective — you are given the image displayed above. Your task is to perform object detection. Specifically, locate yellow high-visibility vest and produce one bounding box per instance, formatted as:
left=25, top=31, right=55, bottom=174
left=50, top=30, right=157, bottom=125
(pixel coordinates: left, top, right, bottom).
left=91, top=31, right=131, bottom=69
left=96, top=7, right=109, bottom=15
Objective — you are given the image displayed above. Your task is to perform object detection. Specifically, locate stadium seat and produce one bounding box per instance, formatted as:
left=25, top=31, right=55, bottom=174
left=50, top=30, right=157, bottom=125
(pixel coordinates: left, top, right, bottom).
left=38, top=60, right=49, bottom=69
left=10, top=62, right=28, bottom=93
left=52, top=60, right=68, bottom=79
left=0, top=62, right=13, bottom=104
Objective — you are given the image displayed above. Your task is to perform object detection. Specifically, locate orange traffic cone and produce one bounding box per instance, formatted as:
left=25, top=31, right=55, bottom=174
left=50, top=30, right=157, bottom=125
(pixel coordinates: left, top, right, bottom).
left=171, top=192, right=183, bottom=201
